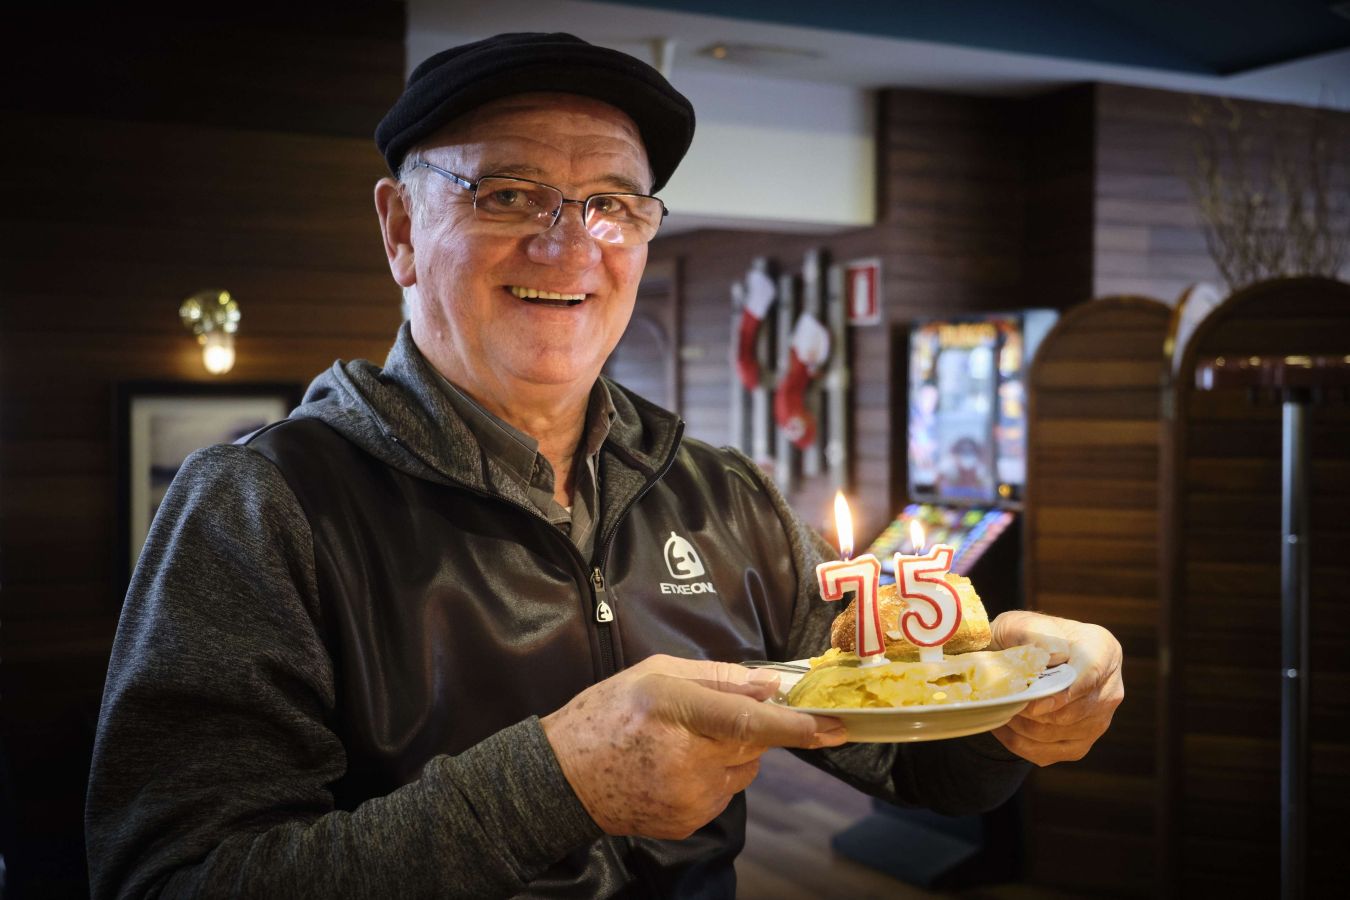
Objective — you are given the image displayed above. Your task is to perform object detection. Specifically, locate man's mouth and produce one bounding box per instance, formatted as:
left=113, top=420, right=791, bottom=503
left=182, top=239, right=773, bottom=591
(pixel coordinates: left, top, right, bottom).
left=509, top=286, right=587, bottom=307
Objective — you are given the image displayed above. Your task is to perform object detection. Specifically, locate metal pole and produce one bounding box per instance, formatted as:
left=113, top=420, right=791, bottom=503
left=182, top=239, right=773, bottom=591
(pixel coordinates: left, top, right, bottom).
left=1280, top=390, right=1310, bottom=900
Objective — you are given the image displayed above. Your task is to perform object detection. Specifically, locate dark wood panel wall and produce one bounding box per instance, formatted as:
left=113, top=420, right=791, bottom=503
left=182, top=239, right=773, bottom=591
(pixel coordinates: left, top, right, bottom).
left=0, top=11, right=406, bottom=897
left=1093, top=83, right=1350, bottom=301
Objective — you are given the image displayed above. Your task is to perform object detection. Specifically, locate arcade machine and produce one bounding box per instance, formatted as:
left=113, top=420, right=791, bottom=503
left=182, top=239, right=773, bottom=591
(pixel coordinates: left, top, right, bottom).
left=832, top=309, right=1058, bottom=889
left=865, top=310, right=1056, bottom=615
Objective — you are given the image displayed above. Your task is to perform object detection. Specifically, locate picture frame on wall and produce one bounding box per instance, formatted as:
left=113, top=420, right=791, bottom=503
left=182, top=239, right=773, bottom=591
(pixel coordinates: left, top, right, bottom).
left=114, top=381, right=302, bottom=592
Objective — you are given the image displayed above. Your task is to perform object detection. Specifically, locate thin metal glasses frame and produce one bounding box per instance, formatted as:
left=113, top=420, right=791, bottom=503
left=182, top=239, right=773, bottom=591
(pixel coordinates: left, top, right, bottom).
left=409, top=161, right=668, bottom=244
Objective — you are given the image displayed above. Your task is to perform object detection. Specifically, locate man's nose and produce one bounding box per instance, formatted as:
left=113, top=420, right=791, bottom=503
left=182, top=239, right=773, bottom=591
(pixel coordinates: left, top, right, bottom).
left=527, top=201, right=601, bottom=268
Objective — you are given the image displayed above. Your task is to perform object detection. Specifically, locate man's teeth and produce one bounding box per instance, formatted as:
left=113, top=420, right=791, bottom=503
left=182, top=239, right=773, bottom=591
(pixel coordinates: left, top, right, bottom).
left=509, top=286, right=586, bottom=302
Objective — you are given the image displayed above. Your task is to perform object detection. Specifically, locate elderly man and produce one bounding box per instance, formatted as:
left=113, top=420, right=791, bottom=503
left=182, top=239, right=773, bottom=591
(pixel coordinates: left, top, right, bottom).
left=86, top=33, right=1122, bottom=899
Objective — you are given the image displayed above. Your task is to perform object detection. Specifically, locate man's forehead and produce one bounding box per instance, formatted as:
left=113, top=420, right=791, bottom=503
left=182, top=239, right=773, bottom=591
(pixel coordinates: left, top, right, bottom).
left=427, top=93, right=653, bottom=185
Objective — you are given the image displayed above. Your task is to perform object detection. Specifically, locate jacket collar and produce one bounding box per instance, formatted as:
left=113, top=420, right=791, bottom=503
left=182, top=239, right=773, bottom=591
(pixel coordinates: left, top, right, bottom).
left=378, top=322, right=684, bottom=511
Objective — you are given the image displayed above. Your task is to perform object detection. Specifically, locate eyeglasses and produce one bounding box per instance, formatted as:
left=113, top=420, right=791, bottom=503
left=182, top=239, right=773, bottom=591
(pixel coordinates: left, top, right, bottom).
left=410, top=161, right=668, bottom=246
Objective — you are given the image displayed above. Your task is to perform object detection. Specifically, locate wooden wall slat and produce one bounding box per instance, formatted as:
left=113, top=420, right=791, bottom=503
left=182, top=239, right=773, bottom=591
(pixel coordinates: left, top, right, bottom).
left=1032, top=475, right=1160, bottom=506
left=1034, top=507, right=1156, bottom=536
left=1033, top=359, right=1167, bottom=389
left=1033, top=418, right=1161, bottom=445
left=1031, top=389, right=1163, bottom=419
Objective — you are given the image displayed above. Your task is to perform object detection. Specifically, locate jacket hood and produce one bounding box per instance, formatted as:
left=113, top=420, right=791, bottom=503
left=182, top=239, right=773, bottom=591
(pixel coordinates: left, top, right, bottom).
left=289, top=322, right=684, bottom=494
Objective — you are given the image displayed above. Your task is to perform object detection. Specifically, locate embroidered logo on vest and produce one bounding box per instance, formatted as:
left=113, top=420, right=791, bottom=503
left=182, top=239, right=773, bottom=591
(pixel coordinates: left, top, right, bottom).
left=661, top=532, right=717, bottom=595
left=663, top=532, right=705, bottom=579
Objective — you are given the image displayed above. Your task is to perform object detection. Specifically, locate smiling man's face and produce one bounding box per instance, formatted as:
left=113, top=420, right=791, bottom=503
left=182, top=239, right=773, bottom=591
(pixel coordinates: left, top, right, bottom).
left=394, top=92, right=653, bottom=407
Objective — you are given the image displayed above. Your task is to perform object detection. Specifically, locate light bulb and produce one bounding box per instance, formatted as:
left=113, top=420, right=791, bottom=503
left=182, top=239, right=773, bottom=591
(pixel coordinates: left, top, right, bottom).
left=202, top=330, right=236, bottom=375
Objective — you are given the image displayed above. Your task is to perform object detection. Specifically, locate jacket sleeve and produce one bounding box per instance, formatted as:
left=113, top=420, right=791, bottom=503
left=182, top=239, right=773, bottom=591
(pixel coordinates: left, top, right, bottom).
left=85, top=444, right=601, bottom=900
left=723, top=448, right=1032, bottom=816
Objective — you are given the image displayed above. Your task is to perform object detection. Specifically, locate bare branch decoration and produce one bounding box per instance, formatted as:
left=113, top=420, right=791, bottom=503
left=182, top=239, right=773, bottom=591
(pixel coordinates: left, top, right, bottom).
left=1187, top=95, right=1348, bottom=290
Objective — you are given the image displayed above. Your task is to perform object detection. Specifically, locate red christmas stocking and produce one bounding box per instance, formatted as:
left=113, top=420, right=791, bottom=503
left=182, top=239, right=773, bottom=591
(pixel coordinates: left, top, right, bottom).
left=734, top=267, right=776, bottom=390
left=774, top=312, right=831, bottom=448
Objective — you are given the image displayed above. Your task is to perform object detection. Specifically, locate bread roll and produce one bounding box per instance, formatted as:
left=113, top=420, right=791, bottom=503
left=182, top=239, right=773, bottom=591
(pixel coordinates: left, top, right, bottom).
left=828, top=573, right=992, bottom=659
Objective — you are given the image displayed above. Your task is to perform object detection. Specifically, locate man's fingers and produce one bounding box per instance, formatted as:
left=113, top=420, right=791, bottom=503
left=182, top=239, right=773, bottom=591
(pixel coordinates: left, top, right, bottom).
left=636, top=655, right=783, bottom=700
left=992, top=725, right=1093, bottom=766
left=1023, top=678, right=1123, bottom=723
left=685, top=673, right=781, bottom=702
left=662, top=677, right=845, bottom=748
left=1003, top=708, right=1114, bottom=745
left=1029, top=656, right=1123, bottom=721
left=990, top=611, right=1072, bottom=664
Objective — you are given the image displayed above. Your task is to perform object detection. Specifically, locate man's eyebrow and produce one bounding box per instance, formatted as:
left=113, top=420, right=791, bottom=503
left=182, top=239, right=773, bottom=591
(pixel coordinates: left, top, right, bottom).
left=478, top=162, right=650, bottom=195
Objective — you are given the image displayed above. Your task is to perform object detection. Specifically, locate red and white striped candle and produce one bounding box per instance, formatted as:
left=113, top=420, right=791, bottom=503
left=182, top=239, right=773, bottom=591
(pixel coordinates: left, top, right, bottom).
left=894, top=520, right=962, bottom=662
left=816, top=492, right=886, bottom=665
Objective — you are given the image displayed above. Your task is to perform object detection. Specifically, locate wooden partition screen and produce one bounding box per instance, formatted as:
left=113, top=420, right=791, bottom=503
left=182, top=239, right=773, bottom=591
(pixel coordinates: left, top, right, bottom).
left=1022, top=295, right=1172, bottom=896
left=1160, top=276, right=1350, bottom=896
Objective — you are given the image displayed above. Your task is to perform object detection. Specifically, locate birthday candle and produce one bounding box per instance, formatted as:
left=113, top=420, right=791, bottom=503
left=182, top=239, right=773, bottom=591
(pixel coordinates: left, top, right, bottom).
left=894, top=520, right=962, bottom=663
left=815, top=492, right=886, bottom=665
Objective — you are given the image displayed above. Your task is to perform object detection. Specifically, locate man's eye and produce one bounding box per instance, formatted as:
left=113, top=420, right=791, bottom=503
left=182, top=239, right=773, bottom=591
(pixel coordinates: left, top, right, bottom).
left=485, top=189, right=523, bottom=208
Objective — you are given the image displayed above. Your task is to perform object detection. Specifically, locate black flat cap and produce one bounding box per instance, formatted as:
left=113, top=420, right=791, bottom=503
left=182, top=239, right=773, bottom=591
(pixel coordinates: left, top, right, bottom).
left=376, top=32, right=695, bottom=193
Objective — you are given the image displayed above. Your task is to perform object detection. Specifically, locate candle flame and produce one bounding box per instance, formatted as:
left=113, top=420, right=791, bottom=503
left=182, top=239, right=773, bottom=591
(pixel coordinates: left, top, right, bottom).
left=909, top=518, right=926, bottom=553
left=833, top=491, right=854, bottom=559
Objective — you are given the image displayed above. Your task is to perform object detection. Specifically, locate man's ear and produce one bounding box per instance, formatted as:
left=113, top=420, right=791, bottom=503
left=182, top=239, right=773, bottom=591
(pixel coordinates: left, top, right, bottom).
left=374, top=177, right=416, bottom=288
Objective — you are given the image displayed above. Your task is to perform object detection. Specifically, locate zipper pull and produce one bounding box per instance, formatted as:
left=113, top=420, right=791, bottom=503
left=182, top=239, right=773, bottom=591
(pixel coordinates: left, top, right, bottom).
left=591, top=567, right=614, bottom=623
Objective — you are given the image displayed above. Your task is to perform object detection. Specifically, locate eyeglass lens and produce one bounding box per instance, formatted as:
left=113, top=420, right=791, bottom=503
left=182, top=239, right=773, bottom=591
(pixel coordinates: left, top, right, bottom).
left=474, top=176, right=663, bottom=245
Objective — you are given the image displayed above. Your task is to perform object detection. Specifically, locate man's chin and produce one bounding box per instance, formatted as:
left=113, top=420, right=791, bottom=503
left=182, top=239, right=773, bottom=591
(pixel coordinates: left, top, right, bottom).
left=503, top=355, right=608, bottom=390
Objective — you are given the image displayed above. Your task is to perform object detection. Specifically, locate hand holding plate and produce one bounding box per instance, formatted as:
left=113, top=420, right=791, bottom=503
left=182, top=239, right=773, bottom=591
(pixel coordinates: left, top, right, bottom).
left=988, top=610, right=1124, bottom=765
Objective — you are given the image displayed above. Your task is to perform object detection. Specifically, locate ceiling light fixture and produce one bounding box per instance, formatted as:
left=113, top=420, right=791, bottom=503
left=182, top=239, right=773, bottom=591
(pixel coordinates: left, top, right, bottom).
left=696, top=41, right=823, bottom=67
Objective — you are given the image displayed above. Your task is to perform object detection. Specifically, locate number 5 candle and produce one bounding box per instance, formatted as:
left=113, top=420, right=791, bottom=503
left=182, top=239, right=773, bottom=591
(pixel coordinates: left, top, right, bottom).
left=895, top=520, right=962, bottom=663
left=816, top=492, right=886, bottom=665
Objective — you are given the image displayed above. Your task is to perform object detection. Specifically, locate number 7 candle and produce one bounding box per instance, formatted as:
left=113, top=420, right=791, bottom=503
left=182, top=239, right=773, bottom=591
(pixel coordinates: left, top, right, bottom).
left=895, top=520, right=962, bottom=663
left=816, top=492, right=886, bottom=666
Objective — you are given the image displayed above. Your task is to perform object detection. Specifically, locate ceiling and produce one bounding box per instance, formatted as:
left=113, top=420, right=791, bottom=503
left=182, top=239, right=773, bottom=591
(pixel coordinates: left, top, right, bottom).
left=416, top=0, right=1350, bottom=108
left=606, top=0, right=1350, bottom=77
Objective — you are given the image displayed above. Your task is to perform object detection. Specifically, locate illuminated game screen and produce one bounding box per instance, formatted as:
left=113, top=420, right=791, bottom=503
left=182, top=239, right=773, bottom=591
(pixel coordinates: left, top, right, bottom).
left=907, top=311, right=1055, bottom=506
left=865, top=503, right=1015, bottom=579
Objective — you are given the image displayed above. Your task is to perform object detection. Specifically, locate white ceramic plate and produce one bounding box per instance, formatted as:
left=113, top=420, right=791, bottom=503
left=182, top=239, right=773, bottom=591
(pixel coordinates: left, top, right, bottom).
left=768, top=661, right=1077, bottom=743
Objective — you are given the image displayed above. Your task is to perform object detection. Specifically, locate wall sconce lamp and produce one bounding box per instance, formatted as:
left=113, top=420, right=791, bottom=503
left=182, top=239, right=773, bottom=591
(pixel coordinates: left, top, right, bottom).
left=179, top=289, right=240, bottom=375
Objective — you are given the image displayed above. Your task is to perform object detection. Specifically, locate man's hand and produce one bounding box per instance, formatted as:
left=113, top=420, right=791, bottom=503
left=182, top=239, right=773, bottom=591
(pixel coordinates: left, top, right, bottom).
left=989, top=610, right=1124, bottom=767
left=540, top=654, right=846, bottom=840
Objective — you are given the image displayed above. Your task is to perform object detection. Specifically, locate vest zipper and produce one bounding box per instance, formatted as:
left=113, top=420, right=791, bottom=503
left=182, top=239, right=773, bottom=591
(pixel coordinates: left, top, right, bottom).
left=586, top=422, right=686, bottom=680
left=591, top=567, right=616, bottom=675
left=591, top=568, right=614, bottom=624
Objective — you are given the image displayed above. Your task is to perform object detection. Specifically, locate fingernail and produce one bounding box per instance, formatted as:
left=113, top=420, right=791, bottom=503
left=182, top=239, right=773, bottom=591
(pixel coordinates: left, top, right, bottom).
left=813, top=729, right=848, bottom=747
left=747, top=670, right=780, bottom=685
